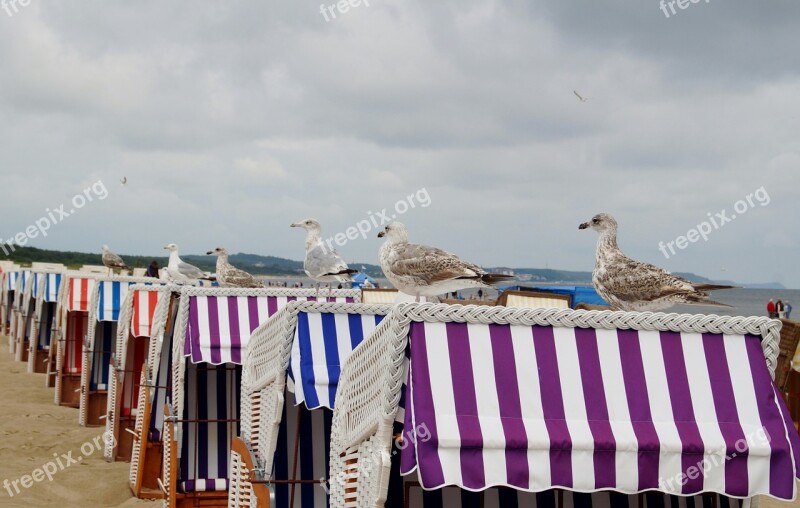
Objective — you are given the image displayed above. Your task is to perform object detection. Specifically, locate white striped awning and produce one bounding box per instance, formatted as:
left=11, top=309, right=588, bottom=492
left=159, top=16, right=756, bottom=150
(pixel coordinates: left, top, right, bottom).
left=289, top=311, right=384, bottom=410
left=67, top=276, right=97, bottom=312
left=130, top=288, right=165, bottom=337
left=3, top=271, right=17, bottom=291
left=184, top=295, right=355, bottom=365
left=400, top=321, right=800, bottom=499
left=43, top=273, right=62, bottom=303
left=97, top=280, right=145, bottom=322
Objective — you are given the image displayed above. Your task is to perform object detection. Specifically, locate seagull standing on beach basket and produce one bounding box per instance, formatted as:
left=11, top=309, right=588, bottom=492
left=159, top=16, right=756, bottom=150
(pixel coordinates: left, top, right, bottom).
left=101, top=245, right=130, bottom=276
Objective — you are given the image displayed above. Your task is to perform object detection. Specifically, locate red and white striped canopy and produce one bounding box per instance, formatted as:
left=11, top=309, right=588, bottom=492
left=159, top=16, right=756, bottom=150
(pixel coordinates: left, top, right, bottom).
left=130, top=288, right=165, bottom=338
left=67, top=276, right=96, bottom=312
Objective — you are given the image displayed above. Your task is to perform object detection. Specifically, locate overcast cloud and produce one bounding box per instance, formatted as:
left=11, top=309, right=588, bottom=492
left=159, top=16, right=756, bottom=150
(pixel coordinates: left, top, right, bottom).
left=0, top=0, right=798, bottom=287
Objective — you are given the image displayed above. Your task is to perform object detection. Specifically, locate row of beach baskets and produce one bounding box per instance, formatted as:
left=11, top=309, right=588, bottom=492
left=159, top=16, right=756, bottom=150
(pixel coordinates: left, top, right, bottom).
left=2, top=261, right=800, bottom=507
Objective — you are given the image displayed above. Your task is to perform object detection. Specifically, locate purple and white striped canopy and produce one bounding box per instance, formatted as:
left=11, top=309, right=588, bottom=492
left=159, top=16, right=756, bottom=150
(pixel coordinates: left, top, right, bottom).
left=183, top=295, right=355, bottom=365
left=400, top=321, right=800, bottom=499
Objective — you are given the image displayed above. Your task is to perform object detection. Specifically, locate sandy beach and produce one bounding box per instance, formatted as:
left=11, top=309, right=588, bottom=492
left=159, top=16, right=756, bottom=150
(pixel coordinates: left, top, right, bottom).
left=0, top=342, right=153, bottom=508
left=0, top=332, right=798, bottom=507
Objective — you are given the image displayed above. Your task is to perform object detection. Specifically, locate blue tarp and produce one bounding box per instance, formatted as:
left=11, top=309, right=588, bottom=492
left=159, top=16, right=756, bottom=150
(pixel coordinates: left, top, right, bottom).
left=497, top=285, right=608, bottom=308
left=351, top=272, right=377, bottom=288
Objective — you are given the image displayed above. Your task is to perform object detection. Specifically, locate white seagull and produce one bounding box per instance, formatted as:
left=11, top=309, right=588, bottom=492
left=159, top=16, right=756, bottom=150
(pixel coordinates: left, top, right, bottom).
left=101, top=245, right=129, bottom=275
left=290, top=218, right=357, bottom=295
left=206, top=247, right=262, bottom=288
left=579, top=213, right=736, bottom=311
left=377, top=222, right=514, bottom=302
left=163, top=243, right=209, bottom=285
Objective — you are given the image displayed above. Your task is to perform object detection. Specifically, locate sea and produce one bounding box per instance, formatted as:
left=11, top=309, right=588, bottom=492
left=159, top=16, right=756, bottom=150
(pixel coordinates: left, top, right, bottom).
left=264, top=277, right=798, bottom=319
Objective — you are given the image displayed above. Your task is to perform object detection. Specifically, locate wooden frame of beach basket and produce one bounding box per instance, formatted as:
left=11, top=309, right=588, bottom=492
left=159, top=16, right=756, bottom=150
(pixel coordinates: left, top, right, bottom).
left=79, top=275, right=160, bottom=427
left=106, top=284, right=179, bottom=463
left=229, top=300, right=391, bottom=508
left=53, top=272, right=102, bottom=407
left=329, top=303, right=787, bottom=508
left=159, top=287, right=360, bottom=508
left=495, top=289, right=572, bottom=309
left=128, top=288, right=182, bottom=500
left=27, top=270, right=66, bottom=374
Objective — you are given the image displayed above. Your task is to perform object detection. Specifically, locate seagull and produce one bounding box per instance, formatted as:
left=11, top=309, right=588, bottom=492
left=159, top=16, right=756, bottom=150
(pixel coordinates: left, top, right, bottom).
left=290, top=218, right=358, bottom=295
left=163, top=243, right=210, bottom=285
left=120, top=176, right=127, bottom=185
left=206, top=247, right=262, bottom=288
left=579, top=213, right=736, bottom=311
left=573, top=90, right=589, bottom=102
left=101, top=245, right=130, bottom=275
left=377, top=222, right=515, bottom=302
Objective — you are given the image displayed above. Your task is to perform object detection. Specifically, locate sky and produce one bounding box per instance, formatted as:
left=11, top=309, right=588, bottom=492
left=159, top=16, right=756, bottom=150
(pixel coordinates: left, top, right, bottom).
left=0, top=0, right=798, bottom=287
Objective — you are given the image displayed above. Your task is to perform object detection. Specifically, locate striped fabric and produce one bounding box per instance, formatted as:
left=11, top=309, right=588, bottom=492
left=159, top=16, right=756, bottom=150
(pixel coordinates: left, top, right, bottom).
left=68, top=277, right=96, bottom=312
left=400, top=322, right=800, bottom=499
left=273, top=403, right=332, bottom=508
left=43, top=273, right=62, bottom=303
left=4, top=271, right=17, bottom=290
left=131, top=289, right=163, bottom=337
left=36, top=302, right=57, bottom=350
left=31, top=272, right=45, bottom=299
left=90, top=322, right=116, bottom=390
left=184, top=295, right=355, bottom=364
left=19, top=270, right=31, bottom=294
left=98, top=280, right=141, bottom=321
left=403, top=485, right=747, bottom=508
left=64, top=312, right=88, bottom=373
left=289, top=311, right=384, bottom=410
left=148, top=310, right=176, bottom=442
left=178, top=363, right=241, bottom=493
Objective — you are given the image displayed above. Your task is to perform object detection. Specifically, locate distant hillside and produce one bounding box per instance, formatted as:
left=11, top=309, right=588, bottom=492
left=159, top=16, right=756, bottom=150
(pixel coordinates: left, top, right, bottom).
left=3, top=246, right=780, bottom=287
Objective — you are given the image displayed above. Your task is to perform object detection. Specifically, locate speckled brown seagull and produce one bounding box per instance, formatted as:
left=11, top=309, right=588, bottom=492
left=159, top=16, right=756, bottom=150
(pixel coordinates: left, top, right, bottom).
left=377, top=222, right=514, bottom=302
left=206, top=247, right=262, bottom=288
left=579, top=213, right=736, bottom=311
left=101, top=245, right=129, bottom=275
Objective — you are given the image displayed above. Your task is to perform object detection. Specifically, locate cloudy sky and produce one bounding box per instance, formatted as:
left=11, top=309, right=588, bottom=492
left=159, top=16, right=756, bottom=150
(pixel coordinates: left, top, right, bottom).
left=0, top=0, right=798, bottom=287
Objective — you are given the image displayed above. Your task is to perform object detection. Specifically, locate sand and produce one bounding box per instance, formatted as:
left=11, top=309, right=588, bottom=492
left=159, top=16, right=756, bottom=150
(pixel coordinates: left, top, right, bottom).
left=0, top=340, right=155, bottom=508
left=0, top=333, right=798, bottom=508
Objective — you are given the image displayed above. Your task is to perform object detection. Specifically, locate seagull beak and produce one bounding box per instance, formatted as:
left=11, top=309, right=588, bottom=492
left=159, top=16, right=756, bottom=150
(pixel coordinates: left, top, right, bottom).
left=290, top=223, right=299, bottom=228
left=578, top=222, right=589, bottom=230
left=163, top=245, right=169, bottom=250
left=206, top=251, right=213, bottom=255
left=377, top=231, right=385, bottom=238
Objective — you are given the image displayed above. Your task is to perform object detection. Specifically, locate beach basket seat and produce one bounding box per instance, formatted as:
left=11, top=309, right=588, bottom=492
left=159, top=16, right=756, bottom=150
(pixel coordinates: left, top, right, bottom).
left=27, top=272, right=63, bottom=374
left=12, top=270, right=36, bottom=363
left=53, top=274, right=98, bottom=406
left=158, top=287, right=360, bottom=508
left=496, top=289, right=572, bottom=309
left=105, top=284, right=178, bottom=463
left=779, top=319, right=800, bottom=428
left=229, top=300, right=390, bottom=508
left=330, top=303, right=798, bottom=508
left=360, top=288, right=399, bottom=304
left=2, top=270, right=20, bottom=345
left=79, top=277, right=160, bottom=427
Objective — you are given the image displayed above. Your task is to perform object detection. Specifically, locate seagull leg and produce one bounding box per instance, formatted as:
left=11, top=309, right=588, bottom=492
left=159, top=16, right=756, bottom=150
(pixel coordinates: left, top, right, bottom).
left=315, top=283, right=320, bottom=298
left=415, top=295, right=420, bottom=303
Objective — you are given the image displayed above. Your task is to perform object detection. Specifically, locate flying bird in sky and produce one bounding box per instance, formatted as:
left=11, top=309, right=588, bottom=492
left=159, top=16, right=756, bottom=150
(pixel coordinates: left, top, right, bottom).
left=573, top=90, right=589, bottom=102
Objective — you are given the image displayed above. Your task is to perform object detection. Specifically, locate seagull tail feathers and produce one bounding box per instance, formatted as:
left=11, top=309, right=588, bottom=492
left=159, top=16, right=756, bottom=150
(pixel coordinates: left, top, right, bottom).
left=689, top=297, right=734, bottom=308
left=480, top=273, right=517, bottom=285
left=692, top=283, right=739, bottom=291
